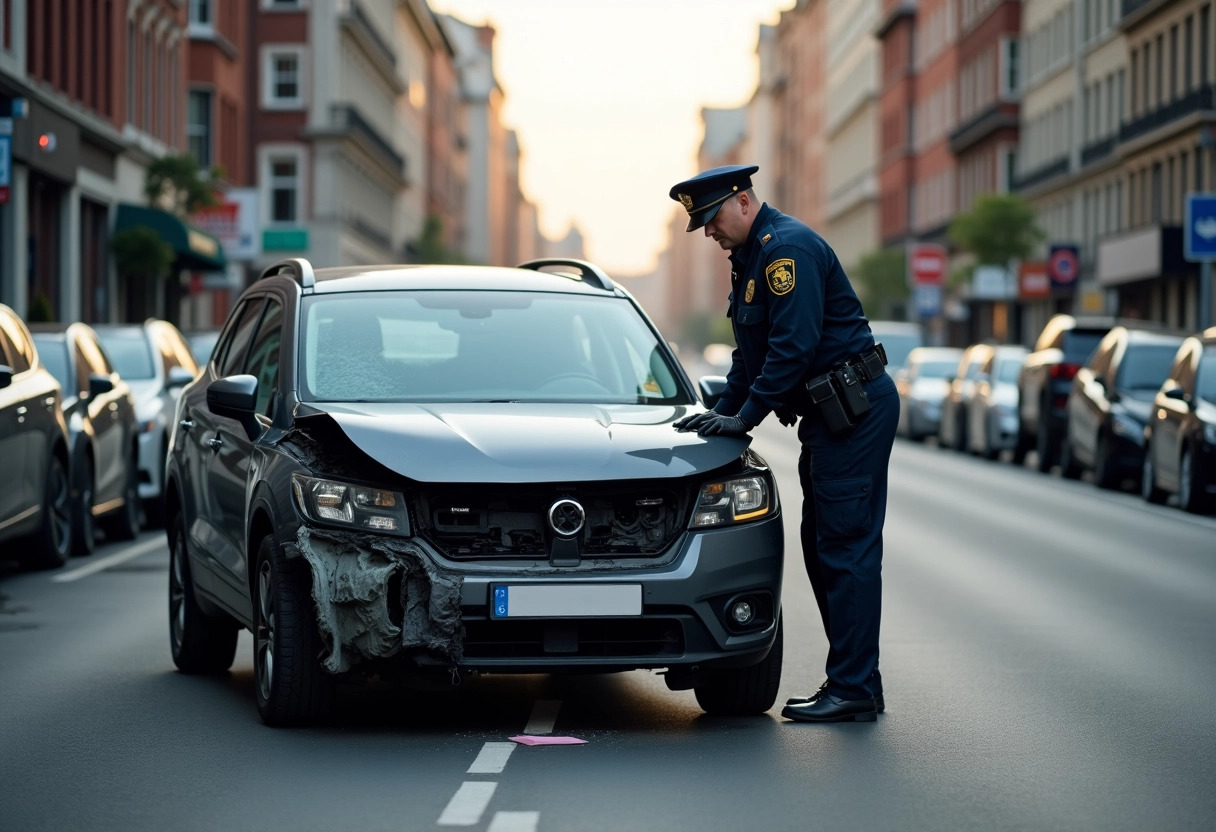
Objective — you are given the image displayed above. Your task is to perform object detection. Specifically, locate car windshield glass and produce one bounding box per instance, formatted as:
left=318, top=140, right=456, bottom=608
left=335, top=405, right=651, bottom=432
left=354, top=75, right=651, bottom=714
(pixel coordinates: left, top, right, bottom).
left=997, top=359, right=1022, bottom=382
left=32, top=338, right=70, bottom=391
left=300, top=291, right=691, bottom=404
left=1117, top=344, right=1182, bottom=390
left=1198, top=346, right=1216, bottom=403
left=1063, top=331, right=1104, bottom=362
left=875, top=333, right=920, bottom=369
left=96, top=331, right=155, bottom=380
left=916, top=360, right=956, bottom=378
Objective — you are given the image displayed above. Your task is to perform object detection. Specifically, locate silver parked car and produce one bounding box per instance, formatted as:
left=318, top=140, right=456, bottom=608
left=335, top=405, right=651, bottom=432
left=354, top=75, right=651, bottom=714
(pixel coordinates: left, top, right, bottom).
left=895, top=347, right=963, bottom=441
left=966, top=345, right=1028, bottom=460
left=94, top=320, right=199, bottom=526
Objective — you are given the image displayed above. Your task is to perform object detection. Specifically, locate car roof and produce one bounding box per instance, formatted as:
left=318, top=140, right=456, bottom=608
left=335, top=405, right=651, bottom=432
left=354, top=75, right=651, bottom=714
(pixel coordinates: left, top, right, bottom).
left=1118, top=325, right=1189, bottom=344
left=306, top=264, right=621, bottom=296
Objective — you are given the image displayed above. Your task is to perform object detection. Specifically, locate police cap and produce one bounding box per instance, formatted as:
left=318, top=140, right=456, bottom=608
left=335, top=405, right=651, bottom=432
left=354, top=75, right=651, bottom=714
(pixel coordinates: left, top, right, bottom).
left=669, top=164, right=759, bottom=232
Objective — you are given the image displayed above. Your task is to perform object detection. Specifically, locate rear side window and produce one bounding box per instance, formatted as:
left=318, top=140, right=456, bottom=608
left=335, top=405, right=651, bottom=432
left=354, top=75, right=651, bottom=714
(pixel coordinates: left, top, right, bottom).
left=1062, top=330, right=1105, bottom=363
left=1117, top=343, right=1184, bottom=391
left=217, top=299, right=265, bottom=378
left=31, top=339, right=70, bottom=392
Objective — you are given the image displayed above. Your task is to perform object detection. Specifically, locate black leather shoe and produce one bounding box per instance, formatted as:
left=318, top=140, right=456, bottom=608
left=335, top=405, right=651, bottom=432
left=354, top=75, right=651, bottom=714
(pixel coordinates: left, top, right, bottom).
left=782, top=694, right=878, bottom=723
left=787, top=685, right=885, bottom=713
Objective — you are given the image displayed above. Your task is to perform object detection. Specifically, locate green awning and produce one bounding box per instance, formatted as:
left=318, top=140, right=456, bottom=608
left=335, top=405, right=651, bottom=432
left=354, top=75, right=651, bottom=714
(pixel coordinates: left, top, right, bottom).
left=114, top=203, right=227, bottom=272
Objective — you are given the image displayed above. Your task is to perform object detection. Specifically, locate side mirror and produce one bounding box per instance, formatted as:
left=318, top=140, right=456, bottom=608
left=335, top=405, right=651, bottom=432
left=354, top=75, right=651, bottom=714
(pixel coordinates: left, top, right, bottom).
left=0, top=364, right=12, bottom=390
left=698, top=375, right=729, bottom=411
left=166, top=366, right=195, bottom=389
left=88, top=374, right=114, bottom=398
left=207, top=375, right=260, bottom=438
left=1164, top=387, right=1190, bottom=404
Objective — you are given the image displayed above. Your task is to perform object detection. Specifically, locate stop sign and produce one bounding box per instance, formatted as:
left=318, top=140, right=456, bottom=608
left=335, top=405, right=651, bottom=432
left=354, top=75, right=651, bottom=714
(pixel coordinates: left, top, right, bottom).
left=909, top=243, right=947, bottom=286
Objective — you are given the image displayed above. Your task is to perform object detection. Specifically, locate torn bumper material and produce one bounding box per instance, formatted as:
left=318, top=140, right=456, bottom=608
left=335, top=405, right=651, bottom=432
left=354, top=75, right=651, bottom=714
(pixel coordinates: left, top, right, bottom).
left=286, top=526, right=464, bottom=673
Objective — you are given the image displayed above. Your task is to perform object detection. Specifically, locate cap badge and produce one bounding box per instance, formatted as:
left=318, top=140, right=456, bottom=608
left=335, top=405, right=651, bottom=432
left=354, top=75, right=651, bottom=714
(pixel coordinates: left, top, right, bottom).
left=678, top=193, right=694, bottom=212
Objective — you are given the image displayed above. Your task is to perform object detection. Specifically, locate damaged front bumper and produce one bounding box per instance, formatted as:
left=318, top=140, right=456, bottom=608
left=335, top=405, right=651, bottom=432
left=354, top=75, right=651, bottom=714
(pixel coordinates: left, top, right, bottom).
left=285, top=514, right=784, bottom=676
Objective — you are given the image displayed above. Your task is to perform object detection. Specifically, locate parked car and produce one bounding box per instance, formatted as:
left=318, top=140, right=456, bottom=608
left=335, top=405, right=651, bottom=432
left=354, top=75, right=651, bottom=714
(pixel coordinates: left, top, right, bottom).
left=1142, top=326, right=1216, bottom=513
left=1016, top=315, right=1115, bottom=470
left=938, top=343, right=994, bottom=451
left=1061, top=325, right=1186, bottom=489
left=165, top=257, right=784, bottom=725
left=895, top=346, right=963, bottom=441
left=30, top=323, right=143, bottom=555
left=0, top=304, right=72, bottom=569
left=94, top=320, right=199, bottom=526
left=868, top=320, right=923, bottom=374
left=966, top=344, right=1028, bottom=460
left=185, top=330, right=221, bottom=369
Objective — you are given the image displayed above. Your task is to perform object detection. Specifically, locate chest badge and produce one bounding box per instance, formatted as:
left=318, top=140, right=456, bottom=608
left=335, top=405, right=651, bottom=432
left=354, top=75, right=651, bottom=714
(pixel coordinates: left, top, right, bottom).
left=744, top=279, right=755, bottom=303
left=766, top=258, right=796, bottom=295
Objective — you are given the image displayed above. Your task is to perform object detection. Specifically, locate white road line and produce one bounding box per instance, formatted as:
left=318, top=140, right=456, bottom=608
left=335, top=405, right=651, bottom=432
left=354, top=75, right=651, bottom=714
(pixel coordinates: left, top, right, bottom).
left=437, top=781, right=497, bottom=826
left=524, top=699, right=561, bottom=735
left=51, top=537, right=167, bottom=583
left=487, top=811, right=540, bottom=832
left=468, top=742, right=516, bottom=774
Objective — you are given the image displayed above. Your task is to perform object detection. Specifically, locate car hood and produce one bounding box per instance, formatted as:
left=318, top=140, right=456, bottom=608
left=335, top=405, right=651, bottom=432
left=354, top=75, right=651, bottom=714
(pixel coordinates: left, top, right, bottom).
left=294, top=402, right=751, bottom=483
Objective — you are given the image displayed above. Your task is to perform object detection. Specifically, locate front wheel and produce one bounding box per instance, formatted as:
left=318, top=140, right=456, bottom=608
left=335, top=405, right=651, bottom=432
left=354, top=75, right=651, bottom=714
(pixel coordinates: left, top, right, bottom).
left=1060, top=435, right=1083, bottom=480
left=1141, top=452, right=1167, bottom=504
left=693, top=616, right=783, bottom=716
left=70, top=455, right=96, bottom=556
left=21, top=455, right=72, bottom=570
left=169, top=516, right=239, bottom=673
left=1093, top=434, right=1120, bottom=490
left=253, top=534, right=335, bottom=726
left=1035, top=414, right=1056, bottom=473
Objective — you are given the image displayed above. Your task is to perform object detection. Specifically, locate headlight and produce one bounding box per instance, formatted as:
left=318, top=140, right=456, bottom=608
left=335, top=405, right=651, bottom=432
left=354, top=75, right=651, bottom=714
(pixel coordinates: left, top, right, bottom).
left=291, top=474, right=410, bottom=534
left=1111, top=412, right=1143, bottom=440
left=1204, top=423, right=1216, bottom=446
left=690, top=474, right=773, bottom=528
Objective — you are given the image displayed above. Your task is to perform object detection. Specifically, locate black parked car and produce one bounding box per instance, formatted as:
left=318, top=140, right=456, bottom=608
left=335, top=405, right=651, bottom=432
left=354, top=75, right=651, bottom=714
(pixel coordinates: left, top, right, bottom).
left=0, top=304, right=72, bottom=569
left=1142, top=327, right=1216, bottom=513
left=1016, top=315, right=1115, bottom=469
left=165, top=258, right=784, bottom=725
left=1062, top=325, right=1186, bottom=489
left=30, top=323, right=143, bottom=554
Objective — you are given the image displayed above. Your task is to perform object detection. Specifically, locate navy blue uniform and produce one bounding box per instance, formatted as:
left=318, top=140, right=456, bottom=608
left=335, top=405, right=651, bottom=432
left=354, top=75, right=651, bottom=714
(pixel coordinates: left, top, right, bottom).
left=717, top=203, right=900, bottom=703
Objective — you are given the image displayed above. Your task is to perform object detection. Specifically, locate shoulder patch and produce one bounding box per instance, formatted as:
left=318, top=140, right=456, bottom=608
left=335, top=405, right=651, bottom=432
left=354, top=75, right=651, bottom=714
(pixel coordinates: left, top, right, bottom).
left=765, top=258, right=795, bottom=295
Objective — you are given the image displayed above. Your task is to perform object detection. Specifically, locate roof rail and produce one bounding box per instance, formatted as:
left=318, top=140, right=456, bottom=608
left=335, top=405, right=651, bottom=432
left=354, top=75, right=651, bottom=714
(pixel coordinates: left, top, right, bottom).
left=517, top=258, right=615, bottom=292
left=259, top=257, right=315, bottom=290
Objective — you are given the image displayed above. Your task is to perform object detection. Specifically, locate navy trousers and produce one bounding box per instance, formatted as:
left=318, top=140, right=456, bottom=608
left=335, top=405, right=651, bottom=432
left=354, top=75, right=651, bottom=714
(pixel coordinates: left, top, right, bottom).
left=796, top=373, right=899, bottom=701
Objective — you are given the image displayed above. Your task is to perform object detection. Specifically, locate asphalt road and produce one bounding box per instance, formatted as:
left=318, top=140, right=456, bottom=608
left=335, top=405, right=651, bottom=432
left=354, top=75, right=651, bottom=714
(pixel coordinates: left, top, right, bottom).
left=2, top=422, right=1214, bottom=832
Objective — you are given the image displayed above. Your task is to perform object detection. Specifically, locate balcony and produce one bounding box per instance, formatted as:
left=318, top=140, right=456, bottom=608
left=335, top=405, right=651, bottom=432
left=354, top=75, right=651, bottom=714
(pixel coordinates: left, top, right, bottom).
left=329, top=104, right=407, bottom=178
left=1119, top=85, right=1215, bottom=145
left=948, top=102, right=1020, bottom=155
left=346, top=0, right=396, bottom=68
left=1080, top=136, right=1116, bottom=167
left=1012, top=157, right=1069, bottom=192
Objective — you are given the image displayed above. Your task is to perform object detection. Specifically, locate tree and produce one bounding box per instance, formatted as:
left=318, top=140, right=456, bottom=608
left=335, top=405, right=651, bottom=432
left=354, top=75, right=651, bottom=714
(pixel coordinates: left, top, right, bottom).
left=144, top=155, right=221, bottom=218
left=949, top=193, right=1044, bottom=270
left=853, top=248, right=910, bottom=319
left=411, top=214, right=468, bottom=264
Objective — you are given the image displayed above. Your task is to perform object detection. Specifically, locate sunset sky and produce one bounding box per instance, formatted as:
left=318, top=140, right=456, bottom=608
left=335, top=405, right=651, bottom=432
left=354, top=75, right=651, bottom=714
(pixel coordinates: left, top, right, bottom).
left=428, top=0, right=794, bottom=275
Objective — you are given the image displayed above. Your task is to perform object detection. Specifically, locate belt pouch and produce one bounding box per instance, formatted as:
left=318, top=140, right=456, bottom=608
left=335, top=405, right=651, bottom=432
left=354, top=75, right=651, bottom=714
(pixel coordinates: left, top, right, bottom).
left=832, top=364, right=872, bottom=420
left=807, top=373, right=854, bottom=436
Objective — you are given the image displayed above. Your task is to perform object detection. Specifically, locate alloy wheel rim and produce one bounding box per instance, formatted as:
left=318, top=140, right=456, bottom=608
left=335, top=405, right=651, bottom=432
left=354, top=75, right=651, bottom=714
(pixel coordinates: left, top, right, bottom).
left=170, top=538, right=186, bottom=649
left=51, top=465, right=71, bottom=555
left=256, top=562, right=275, bottom=702
left=81, top=474, right=94, bottom=543
left=1181, top=453, right=1192, bottom=508
left=1141, top=455, right=1154, bottom=500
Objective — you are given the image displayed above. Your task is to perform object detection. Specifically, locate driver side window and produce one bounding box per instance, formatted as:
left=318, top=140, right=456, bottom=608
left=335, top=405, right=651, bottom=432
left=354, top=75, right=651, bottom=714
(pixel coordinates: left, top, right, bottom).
left=245, top=300, right=284, bottom=419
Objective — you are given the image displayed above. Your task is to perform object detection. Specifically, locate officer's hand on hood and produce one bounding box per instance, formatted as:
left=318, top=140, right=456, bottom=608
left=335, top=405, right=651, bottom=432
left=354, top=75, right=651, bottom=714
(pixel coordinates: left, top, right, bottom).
left=673, top=412, right=716, bottom=432
left=696, top=413, right=752, bottom=437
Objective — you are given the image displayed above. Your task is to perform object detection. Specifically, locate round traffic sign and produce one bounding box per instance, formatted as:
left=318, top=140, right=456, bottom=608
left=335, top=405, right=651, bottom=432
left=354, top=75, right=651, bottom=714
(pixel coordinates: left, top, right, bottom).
left=1048, top=247, right=1079, bottom=284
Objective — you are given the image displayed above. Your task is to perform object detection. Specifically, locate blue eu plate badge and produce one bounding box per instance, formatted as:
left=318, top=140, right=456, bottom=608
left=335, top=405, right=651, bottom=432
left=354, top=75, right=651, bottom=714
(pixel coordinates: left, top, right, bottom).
left=493, top=586, right=509, bottom=618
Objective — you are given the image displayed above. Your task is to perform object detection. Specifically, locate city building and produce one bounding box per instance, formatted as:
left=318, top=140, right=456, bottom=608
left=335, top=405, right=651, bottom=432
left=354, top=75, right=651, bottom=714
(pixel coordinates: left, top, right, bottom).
left=877, top=0, right=919, bottom=247
left=773, top=0, right=828, bottom=229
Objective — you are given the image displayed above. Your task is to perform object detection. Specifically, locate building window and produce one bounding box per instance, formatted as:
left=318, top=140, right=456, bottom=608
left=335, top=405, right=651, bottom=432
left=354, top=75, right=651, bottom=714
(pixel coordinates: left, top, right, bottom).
left=1186, top=16, right=1194, bottom=93
left=1171, top=25, right=1179, bottom=101
left=270, top=158, right=299, bottom=223
left=1202, top=6, right=1211, bottom=86
left=263, top=0, right=303, bottom=8
left=263, top=48, right=304, bottom=109
left=1152, top=163, right=1163, bottom=223
left=1198, top=145, right=1206, bottom=190
left=188, top=90, right=212, bottom=167
left=1156, top=34, right=1164, bottom=107
left=190, top=0, right=210, bottom=24
left=1001, top=38, right=1018, bottom=97
left=1182, top=153, right=1190, bottom=198
left=1131, top=50, right=1139, bottom=116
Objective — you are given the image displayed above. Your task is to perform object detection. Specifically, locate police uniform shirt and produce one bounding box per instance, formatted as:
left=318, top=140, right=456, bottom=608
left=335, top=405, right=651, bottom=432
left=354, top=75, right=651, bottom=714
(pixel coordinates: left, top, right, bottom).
left=716, top=203, right=875, bottom=426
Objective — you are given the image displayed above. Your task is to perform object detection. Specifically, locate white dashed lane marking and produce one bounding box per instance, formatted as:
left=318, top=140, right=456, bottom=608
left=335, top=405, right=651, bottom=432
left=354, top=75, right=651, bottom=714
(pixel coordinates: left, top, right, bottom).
left=467, top=742, right=516, bottom=774
left=437, top=781, right=498, bottom=826
left=523, top=699, right=561, bottom=735
left=488, top=811, right=540, bottom=832
left=51, top=537, right=166, bottom=583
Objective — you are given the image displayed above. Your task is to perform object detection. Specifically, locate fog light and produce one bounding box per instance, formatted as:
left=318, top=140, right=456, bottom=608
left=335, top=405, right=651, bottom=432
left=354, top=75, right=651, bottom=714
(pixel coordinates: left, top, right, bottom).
left=730, top=600, right=755, bottom=626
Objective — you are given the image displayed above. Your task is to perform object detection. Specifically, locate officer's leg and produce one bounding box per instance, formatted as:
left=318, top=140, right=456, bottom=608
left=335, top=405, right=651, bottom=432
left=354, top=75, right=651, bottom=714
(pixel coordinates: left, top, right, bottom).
left=807, top=379, right=899, bottom=701
left=796, top=430, right=830, bottom=634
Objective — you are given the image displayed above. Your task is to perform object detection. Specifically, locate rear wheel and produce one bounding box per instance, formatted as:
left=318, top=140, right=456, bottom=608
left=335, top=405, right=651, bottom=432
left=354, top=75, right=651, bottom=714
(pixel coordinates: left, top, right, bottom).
left=1035, top=411, right=1056, bottom=473
left=253, top=534, right=335, bottom=726
left=1060, top=435, right=1083, bottom=480
left=70, top=455, right=96, bottom=556
left=1179, top=449, right=1212, bottom=514
left=21, top=455, right=72, bottom=571
left=1141, top=451, right=1167, bottom=504
left=169, top=516, right=239, bottom=673
left=694, top=616, right=783, bottom=716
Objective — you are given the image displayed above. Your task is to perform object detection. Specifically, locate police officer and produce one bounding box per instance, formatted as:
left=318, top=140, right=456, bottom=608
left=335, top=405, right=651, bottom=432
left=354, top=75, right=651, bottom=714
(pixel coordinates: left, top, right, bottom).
left=669, top=165, right=899, bottom=723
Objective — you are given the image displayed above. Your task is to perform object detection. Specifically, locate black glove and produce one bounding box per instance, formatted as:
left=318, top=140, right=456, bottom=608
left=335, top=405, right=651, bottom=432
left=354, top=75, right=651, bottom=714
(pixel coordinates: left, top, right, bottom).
left=776, top=406, right=798, bottom=427
left=697, top=413, right=752, bottom=437
left=673, top=411, right=716, bottom=432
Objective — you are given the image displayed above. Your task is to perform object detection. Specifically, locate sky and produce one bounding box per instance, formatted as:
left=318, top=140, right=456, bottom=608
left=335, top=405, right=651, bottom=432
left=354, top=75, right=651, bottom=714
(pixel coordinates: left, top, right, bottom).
left=428, top=0, right=794, bottom=275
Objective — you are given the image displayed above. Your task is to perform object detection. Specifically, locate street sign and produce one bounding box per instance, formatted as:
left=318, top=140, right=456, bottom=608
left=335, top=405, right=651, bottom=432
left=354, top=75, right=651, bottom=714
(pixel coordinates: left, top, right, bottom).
left=1185, top=193, right=1216, bottom=261
left=913, top=285, right=942, bottom=318
left=1047, top=244, right=1080, bottom=289
left=909, top=243, right=947, bottom=286
left=0, top=135, right=11, bottom=188
left=1019, top=262, right=1051, bottom=299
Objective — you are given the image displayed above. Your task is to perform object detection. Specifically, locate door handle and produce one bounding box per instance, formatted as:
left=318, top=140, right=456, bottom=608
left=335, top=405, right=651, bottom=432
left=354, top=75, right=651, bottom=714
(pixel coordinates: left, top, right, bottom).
left=17, top=406, right=27, bottom=415
left=44, top=397, right=56, bottom=408
left=179, top=419, right=195, bottom=431
left=208, top=436, right=223, bottom=451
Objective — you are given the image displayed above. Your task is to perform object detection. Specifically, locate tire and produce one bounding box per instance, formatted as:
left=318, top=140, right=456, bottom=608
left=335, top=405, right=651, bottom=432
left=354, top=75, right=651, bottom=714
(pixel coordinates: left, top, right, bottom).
left=1059, top=435, right=1083, bottom=480
left=694, top=616, right=783, bottom=716
left=1093, top=434, right=1120, bottom=490
left=1141, top=452, right=1167, bottom=504
left=1179, top=449, right=1213, bottom=514
left=101, top=454, right=141, bottom=541
left=982, top=415, right=1000, bottom=461
left=1035, top=411, right=1056, bottom=473
left=1012, top=430, right=1030, bottom=465
left=143, top=437, right=167, bottom=528
left=70, top=454, right=96, bottom=557
left=21, top=455, right=72, bottom=570
left=169, top=516, right=239, bottom=674
left=253, top=533, right=335, bottom=726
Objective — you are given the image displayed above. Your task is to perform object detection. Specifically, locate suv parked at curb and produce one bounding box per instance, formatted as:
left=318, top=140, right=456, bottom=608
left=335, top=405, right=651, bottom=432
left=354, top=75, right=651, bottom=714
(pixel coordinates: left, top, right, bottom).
left=164, top=258, right=784, bottom=725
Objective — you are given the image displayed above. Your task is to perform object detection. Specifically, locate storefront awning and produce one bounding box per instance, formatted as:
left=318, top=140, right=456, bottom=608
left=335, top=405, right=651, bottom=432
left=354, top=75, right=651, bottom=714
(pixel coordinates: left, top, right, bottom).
left=114, top=203, right=227, bottom=272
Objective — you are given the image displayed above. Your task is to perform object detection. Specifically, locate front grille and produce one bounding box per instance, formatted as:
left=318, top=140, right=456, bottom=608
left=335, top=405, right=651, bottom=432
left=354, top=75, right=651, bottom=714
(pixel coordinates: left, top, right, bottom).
left=461, top=616, right=685, bottom=659
left=414, top=482, right=691, bottom=560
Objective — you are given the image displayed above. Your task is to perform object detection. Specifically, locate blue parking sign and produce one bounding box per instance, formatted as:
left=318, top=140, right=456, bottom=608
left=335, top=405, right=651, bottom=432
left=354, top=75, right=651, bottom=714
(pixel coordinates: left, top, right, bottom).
left=1185, top=194, right=1216, bottom=261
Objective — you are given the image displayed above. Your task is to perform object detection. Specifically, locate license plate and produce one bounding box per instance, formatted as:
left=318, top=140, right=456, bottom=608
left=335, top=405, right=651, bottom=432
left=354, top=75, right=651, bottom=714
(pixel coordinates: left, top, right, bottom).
left=490, top=584, right=642, bottom=619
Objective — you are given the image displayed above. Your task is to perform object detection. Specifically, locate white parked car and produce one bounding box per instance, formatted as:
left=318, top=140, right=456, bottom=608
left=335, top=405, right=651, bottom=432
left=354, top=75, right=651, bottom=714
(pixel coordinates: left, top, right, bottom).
left=967, top=345, right=1029, bottom=459
left=895, top=347, right=963, bottom=441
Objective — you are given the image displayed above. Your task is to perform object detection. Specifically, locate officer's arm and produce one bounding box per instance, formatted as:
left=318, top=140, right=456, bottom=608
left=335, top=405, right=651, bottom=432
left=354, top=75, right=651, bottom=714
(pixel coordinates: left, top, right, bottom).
left=736, top=245, right=824, bottom=427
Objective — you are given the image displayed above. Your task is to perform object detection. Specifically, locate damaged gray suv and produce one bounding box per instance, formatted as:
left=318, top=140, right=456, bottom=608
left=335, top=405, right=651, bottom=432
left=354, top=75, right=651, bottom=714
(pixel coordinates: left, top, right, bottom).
left=165, top=257, right=783, bottom=725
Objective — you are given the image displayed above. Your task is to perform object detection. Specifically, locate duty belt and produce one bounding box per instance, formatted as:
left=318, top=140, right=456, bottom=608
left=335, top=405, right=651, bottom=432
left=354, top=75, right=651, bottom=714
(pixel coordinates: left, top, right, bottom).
left=841, top=343, right=888, bottom=383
